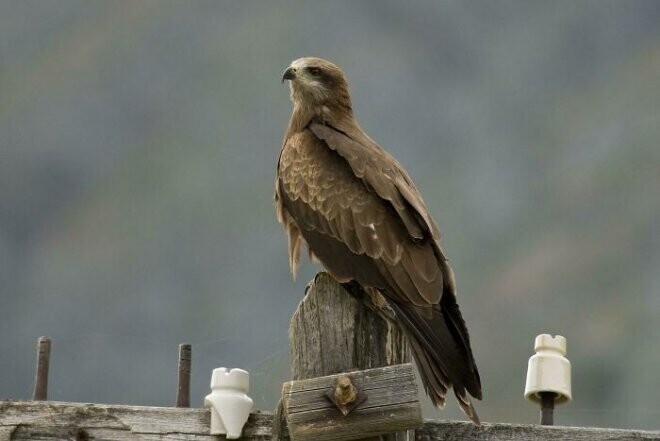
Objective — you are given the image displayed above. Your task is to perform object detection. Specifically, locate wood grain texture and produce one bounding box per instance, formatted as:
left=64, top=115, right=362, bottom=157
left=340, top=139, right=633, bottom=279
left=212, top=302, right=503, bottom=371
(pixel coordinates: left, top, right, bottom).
left=282, top=364, right=422, bottom=441
left=281, top=272, right=416, bottom=441
left=1, top=401, right=658, bottom=441
left=289, top=272, right=411, bottom=381
left=0, top=400, right=271, bottom=441
left=418, top=420, right=660, bottom=441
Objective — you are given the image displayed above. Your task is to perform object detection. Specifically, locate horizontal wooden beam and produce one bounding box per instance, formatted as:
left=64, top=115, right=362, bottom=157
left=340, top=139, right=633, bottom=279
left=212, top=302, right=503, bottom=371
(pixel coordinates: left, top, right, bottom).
left=1, top=400, right=658, bottom=441
left=0, top=400, right=271, bottom=441
left=418, top=420, right=660, bottom=441
left=281, top=364, right=422, bottom=441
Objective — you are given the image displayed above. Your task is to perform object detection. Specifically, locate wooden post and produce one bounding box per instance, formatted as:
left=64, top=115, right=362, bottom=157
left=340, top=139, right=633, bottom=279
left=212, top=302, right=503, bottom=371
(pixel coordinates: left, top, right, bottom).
left=289, top=273, right=410, bottom=378
left=275, top=272, right=417, bottom=441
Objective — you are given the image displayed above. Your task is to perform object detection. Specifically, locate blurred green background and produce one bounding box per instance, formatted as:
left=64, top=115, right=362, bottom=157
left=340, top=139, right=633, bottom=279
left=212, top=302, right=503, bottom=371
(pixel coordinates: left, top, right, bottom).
left=1, top=0, right=659, bottom=430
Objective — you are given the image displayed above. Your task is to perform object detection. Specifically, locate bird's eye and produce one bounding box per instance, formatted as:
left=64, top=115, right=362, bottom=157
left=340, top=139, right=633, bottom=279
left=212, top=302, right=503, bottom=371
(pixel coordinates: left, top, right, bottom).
left=307, top=67, right=322, bottom=76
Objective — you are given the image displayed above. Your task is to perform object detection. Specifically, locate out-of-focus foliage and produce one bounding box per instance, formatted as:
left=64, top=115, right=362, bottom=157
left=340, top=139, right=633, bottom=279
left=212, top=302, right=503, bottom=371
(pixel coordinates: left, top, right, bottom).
left=1, top=0, right=658, bottom=430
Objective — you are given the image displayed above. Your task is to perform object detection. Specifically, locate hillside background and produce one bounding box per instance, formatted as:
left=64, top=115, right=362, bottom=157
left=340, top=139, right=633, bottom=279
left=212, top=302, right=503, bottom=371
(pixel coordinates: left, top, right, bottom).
left=1, top=0, right=659, bottom=430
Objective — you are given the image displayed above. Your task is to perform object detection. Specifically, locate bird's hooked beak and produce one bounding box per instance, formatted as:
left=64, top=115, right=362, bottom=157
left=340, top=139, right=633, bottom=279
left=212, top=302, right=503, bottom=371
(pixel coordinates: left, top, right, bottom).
left=281, top=66, right=296, bottom=83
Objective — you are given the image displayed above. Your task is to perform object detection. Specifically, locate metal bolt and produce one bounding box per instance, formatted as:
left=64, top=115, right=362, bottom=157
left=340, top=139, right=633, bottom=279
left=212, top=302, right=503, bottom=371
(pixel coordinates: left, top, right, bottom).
left=540, top=392, right=555, bottom=425
left=176, top=343, right=192, bottom=407
left=325, top=375, right=367, bottom=416
left=32, top=336, right=51, bottom=401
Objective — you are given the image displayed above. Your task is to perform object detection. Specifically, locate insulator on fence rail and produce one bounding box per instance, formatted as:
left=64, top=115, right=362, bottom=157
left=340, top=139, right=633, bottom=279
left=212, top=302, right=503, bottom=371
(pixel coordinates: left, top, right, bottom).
left=204, top=367, right=253, bottom=439
left=524, top=334, right=572, bottom=425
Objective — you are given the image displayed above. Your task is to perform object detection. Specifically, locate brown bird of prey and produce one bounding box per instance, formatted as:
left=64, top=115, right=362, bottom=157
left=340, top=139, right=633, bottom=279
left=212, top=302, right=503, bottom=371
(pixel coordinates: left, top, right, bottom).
left=275, top=57, right=482, bottom=424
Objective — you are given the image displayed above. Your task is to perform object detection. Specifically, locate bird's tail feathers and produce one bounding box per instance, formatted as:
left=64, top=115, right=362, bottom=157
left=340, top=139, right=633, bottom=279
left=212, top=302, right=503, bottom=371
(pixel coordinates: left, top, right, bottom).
left=454, top=388, right=481, bottom=426
left=407, top=334, right=447, bottom=408
left=389, top=297, right=482, bottom=425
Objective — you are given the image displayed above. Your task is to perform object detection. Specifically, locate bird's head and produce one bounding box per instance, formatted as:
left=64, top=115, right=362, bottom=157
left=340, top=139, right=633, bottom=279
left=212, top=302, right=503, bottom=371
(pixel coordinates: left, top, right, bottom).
left=282, top=57, right=351, bottom=110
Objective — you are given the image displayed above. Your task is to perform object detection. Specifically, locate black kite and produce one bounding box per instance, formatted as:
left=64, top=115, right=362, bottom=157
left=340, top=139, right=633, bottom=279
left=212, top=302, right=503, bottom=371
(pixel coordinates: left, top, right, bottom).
left=276, top=57, right=482, bottom=424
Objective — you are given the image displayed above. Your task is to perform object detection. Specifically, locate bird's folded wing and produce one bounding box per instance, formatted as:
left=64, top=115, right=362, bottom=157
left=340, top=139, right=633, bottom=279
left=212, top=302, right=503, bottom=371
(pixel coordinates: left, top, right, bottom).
left=277, top=129, right=442, bottom=305
left=309, top=122, right=441, bottom=243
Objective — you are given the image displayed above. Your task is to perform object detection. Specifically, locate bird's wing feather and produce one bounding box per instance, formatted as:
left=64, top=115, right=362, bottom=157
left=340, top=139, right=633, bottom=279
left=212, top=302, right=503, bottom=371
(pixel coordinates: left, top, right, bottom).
left=277, top=129, right=442, bottom=305
left=309, top=122, right=441, bottom=243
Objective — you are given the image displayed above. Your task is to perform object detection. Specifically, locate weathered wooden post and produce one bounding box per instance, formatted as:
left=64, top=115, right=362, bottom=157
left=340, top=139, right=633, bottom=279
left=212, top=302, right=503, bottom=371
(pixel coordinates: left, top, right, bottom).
left=275, top=272, right=422, bottom=441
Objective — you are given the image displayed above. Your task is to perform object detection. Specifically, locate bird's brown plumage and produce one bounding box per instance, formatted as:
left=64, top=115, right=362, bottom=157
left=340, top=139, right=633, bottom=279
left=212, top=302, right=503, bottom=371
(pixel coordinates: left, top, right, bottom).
left=275, top=57, right=482, bottom=424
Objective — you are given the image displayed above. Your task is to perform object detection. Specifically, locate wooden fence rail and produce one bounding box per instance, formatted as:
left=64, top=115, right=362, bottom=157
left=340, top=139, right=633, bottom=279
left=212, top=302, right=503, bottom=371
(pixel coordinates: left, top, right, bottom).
left=3, top=273, right=659, bottom=441
left=1, top=400, right=658, bottom=441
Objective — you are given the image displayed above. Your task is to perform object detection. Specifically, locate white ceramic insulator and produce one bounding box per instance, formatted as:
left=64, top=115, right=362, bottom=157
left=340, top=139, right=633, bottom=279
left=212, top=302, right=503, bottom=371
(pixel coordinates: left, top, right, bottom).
left=204, top=367, right=254, bottom=439
left=524, top=334, right=572, bottom=404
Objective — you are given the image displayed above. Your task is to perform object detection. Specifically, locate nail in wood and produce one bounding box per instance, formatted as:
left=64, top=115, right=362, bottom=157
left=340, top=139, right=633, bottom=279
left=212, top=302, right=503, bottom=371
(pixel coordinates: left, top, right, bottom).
left=176, top=343, right=192, bottom=407
left=32, top=336, right=51, bottom=401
